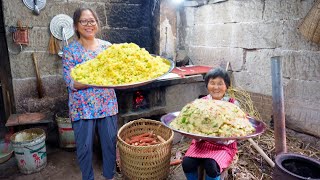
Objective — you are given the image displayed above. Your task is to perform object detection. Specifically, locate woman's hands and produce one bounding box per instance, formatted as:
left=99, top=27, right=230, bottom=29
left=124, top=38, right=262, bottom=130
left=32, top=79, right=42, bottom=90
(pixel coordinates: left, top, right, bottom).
left=73, top=80, right=89, bottom=90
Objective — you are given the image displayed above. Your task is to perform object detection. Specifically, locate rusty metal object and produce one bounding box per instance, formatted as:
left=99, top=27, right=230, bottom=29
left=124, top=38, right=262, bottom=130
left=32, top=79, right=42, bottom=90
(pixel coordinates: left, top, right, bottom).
left=271, top=56, right=287, bottom=155
left=13, top=20, right=29, bottom=45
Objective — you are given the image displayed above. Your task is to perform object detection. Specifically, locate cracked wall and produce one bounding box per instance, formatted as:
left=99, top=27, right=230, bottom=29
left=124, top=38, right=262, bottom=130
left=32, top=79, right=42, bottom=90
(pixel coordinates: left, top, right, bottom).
left=178, top=0, right=320, bottom=138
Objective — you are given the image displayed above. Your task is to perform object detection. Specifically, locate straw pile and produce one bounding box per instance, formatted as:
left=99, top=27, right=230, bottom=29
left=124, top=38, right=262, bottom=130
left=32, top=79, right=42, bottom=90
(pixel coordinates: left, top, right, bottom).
left=231, top=128, right=320, bottom=180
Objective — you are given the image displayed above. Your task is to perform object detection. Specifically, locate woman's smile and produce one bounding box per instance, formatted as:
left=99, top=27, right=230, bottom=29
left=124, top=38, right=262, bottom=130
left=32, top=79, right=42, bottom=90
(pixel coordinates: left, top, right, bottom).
left=207, top=77, right=227, bottom=100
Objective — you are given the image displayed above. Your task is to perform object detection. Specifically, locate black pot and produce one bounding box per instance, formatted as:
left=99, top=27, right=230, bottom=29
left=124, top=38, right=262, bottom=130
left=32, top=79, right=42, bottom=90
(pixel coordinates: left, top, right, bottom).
left=274, top=153, right=320, bottom=180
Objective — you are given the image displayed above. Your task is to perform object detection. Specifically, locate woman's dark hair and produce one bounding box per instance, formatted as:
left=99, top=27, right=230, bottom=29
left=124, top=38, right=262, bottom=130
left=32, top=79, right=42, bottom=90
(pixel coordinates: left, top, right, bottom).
left=73, top=7, right=100, bottom=38
left=204, top=67, right=231, bottom=88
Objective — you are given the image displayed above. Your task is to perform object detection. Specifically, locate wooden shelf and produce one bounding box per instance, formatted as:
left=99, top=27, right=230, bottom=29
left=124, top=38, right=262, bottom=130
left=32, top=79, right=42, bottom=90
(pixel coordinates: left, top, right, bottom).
left=5, top=113, right=53, bottom=127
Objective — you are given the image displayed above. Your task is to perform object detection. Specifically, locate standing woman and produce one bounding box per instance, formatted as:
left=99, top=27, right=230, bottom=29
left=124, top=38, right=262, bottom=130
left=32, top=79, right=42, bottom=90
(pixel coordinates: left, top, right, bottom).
left=62, top=7, right=118, bottom=180
left=182, top=67, right=238, bottom=180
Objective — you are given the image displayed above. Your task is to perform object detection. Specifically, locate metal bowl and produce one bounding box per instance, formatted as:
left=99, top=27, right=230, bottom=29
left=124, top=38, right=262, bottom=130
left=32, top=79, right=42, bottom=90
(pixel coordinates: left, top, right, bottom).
left=0, top=142, right=13, bottom=164
left=73, top=55, right=175, bottom=89
left=160, top=111, right=267, bottom=144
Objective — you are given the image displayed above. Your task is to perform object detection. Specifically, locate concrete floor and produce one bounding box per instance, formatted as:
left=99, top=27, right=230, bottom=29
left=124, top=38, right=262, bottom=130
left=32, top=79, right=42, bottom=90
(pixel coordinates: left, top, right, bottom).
left=0, top=143, right=186, bottom=180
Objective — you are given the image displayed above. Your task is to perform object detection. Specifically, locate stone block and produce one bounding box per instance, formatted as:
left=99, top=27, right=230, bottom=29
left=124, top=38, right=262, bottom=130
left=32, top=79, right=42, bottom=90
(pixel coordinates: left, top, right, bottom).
left=66, top=0, right=106, bottom=3
left=282, top=20, right=320, bottom=51
left=285, top=99, right=320, bottom=138
left=129, top=0, right=147, bottom=3
left=12, top=78, right=38, bottom=103
left=231, top=22, right=282, bottom=49
left=245, top=49, right=281, bottom=77
left=233, top=71, right=272, bottom=96
left=187, top=24, right=233, bottom=47
left=3, top=1, right=106, bottom=49
left=284, top=79, right=320, bottom=101
left=96, top=4, right=107, bottom=27
left=298, top=0, right=317, bottom=18
left=13, top=75, right=67, bottom=104
left=9, top=51, right=62, bottom=79
left=41, top=75, right=68, bottom=98
left=102, top=27, right=153, bottom=51
left=193, top=0, right=263, bottom=24
left=188, top=21, right=282, bottom=49
left=25, top=27, right=50, bottom=52
left=187, top=47, right=243, bottom=71
left=281, top=51, right=320, bottom=81
left=263, top=0, right=316, bottom=21
left=59, top=2, right=107, bottom=26
left=107, top=0, right=146, bottom=3
left=16, top=95, right=68, bottom=114
left=159, top=20, right=176, bottom=60
left=105, top=3, right=152, bottom=28
left=182, top=8, right=195, bottom=27
left=9, top=52, right=35, bottom=79
left=165, top=82, right=207, bottom=112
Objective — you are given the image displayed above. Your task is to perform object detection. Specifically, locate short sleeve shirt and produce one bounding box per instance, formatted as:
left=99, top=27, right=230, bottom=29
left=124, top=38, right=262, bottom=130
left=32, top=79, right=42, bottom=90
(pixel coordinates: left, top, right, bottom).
left=62, top=39, right=118, bottom=121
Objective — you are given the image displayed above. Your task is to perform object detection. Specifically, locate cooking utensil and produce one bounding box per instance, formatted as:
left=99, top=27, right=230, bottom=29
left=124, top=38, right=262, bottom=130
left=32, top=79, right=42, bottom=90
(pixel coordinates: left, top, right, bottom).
left=160, top=111, right=267, bottom=144
left=23, top=0, right=46, bottom=12
left=73, top=56, right=175, bottom=89
left=49, top=14, right=74, bottom=57
left=32, top=53, right=43, bottom=98
left=0, top=141, right=13, bottom=164
left=57, top=27, right=69, bottom=57
left=50, top=14, right=74, bottom=41
left=33, top=0, right=40, bottom=15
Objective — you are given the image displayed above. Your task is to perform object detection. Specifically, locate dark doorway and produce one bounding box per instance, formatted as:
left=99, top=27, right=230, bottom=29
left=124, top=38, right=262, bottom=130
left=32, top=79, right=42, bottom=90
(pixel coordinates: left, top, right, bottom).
left=0, top=1, right=13, bottom=138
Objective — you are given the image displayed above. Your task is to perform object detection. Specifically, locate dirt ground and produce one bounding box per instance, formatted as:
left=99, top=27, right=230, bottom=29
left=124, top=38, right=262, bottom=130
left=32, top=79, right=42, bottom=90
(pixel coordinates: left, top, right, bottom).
left=1, top=129, right=319, bottom=180
left=0, top=140, right=186, bottom=180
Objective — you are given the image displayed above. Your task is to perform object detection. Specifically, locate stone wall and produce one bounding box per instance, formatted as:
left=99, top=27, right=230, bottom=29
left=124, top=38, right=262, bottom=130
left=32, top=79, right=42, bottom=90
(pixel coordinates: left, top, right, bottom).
left=178, top=0, right=320, bottom=137
left=2, top=0, right=156, bottom=115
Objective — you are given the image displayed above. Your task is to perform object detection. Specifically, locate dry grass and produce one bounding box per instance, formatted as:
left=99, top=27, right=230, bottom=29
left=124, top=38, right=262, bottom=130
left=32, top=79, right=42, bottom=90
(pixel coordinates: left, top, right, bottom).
left=226, top=87, right=320, bottom=179
left=228, top=128, right=320, bottom=180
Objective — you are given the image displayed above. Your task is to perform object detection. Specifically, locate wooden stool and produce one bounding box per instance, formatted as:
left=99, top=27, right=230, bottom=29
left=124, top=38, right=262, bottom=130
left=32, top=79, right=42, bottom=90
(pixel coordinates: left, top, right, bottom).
left=198, top=155, right=238, bottom=180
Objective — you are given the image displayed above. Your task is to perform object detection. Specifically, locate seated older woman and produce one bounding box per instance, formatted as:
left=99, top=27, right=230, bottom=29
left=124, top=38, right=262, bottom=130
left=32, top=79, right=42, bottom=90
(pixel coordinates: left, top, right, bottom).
left=182, top=67, right=238, bottom=180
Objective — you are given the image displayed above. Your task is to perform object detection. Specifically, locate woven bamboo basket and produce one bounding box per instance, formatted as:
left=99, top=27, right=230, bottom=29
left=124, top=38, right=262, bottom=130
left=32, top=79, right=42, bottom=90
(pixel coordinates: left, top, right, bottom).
left=117, top=118, right=174, bottom=180
left=298, top=0, right=320, bottom=44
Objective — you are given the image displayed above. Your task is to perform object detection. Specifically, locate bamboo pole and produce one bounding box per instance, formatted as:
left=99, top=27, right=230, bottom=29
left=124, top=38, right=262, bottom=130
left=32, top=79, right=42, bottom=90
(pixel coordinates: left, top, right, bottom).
left=248, top=138, right=275, bottom=167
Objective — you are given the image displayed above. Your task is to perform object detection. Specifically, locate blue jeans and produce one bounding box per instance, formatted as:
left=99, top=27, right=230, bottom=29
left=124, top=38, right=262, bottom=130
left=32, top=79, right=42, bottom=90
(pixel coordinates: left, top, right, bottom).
left=72, top=115, right=118, bottom=180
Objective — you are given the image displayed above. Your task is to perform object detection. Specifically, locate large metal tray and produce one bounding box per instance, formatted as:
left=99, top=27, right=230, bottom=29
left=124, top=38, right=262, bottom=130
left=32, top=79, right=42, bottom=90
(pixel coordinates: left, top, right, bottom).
left=160, top=111, right=267, bottom=143
left=73, top=56, right=175, bottom=89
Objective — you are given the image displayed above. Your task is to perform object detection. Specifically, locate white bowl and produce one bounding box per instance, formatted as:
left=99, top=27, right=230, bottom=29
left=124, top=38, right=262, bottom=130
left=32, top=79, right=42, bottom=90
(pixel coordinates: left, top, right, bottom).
left=0, top=142, right=13, bottom=164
